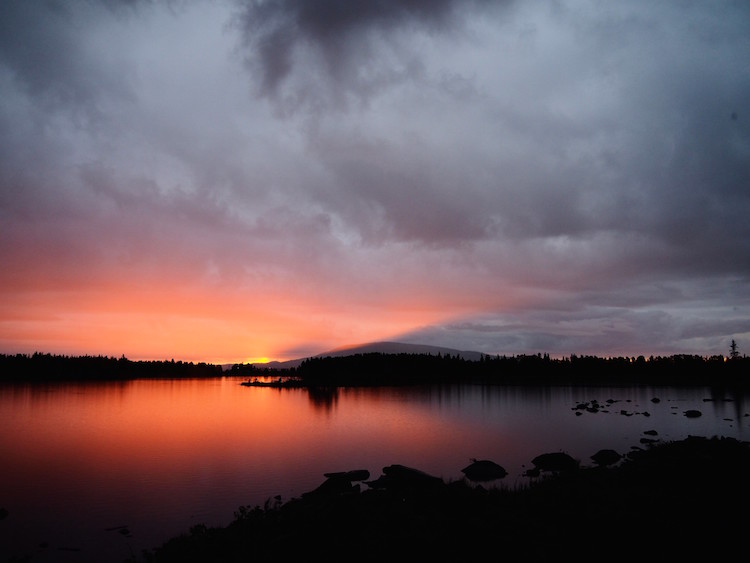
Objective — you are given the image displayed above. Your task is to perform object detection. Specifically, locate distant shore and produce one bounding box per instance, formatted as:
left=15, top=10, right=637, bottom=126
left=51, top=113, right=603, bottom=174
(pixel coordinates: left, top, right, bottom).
left=2, top=351, right=748, bottom=388
left=0, top=353, right=222, bottom=382
left=237, top=351, right=750, bottom=389
left=135, top=435, right=750, bottom=562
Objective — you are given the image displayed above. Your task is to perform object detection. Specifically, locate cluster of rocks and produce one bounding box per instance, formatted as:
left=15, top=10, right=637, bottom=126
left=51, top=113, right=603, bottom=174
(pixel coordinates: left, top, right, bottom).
left=571, top=397, right=656, bottom=417
left=140, top=435, right=750, bottom=562
left=303, top=444, right=636, bottom=499
left=572, top=397, right=705, bottom=419
left=296, top=394, right=745, bottom=504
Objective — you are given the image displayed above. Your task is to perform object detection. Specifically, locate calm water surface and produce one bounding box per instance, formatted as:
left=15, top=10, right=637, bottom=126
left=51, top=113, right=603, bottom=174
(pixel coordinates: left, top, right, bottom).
left=1, top=377, right=748, bottom=562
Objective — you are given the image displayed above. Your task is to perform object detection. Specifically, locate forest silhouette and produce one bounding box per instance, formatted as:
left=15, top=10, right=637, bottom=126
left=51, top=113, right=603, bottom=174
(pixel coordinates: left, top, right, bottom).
left=2, top=350, right=748, bottom=387
left=0, top=352, right=221, bottom=381
left=234, top=351, right=749, bottom=388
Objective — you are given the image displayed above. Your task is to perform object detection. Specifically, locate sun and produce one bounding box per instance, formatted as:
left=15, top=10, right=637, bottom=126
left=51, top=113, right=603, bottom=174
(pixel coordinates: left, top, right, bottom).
left=245, top=357, right=271, bottom=365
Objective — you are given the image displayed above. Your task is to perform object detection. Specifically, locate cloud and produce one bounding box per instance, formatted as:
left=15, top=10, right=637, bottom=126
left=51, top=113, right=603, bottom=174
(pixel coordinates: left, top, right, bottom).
left=1, top=0, right=749, bottom=361
left=0, top=0, right=142, bottom=124
left=233, top=0, right=495, bottom=112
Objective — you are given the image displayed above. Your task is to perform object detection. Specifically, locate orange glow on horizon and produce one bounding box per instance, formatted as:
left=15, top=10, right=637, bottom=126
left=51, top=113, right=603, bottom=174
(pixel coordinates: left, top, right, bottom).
left=0, top=273, right=492, bottom=364
left=245, top=357, right=271, bottom=364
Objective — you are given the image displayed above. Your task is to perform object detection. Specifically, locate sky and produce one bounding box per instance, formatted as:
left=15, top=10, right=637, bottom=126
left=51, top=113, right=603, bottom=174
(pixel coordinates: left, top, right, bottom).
left=1, top=0, right=749, bottom=364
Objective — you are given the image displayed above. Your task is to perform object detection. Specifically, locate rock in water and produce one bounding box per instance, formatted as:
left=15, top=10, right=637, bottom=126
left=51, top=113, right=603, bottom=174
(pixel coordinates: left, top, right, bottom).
left=461, top=459, right=508, bottom=482
left=365, top=464, right=443, bottom=492
left=303, top=475, right=360, bottom=498
left=323, top=469, right=370, bottom=482
left=590, top=449, right=621, bottom=466
left=531, top=452, right=579, bottom=472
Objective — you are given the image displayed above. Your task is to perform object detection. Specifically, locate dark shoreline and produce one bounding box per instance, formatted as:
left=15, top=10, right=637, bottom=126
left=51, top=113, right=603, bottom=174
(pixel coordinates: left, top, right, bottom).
left=239, top=351, right=750, bottom=389
left=3, top=352, right=748, bottom=388
left=134, top=435, right=750, bottom=562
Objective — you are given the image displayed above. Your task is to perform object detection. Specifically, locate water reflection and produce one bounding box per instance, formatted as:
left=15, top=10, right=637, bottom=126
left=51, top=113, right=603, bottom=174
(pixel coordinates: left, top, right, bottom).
left=705, top=385, right=747, bottom=432
left=307, top=386, right=339, bottom=411
left=0, top=379, right=748, bottom=563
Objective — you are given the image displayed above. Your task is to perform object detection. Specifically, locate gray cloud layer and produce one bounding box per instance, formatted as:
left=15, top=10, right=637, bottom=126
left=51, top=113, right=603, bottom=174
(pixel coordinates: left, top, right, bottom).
left=1, top=0, right=749, bottom=359
left=237, top=0, right=484, bottom=104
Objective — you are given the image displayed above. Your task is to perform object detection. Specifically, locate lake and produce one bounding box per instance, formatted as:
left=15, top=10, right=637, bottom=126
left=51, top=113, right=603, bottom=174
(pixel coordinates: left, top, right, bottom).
left=1, top=377, right=748, bottom=562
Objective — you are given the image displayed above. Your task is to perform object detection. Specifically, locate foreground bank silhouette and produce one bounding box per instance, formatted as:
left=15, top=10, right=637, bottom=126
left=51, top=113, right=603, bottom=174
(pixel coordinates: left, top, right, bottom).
left=137, top=435, right=750, bottom=562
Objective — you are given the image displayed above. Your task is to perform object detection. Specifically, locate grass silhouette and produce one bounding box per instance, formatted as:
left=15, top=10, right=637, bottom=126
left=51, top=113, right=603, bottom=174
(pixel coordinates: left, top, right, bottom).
left=136, top=435, right=750, bottom=562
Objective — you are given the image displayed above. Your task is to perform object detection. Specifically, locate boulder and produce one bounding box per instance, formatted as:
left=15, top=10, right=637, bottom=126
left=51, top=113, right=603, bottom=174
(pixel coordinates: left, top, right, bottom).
left=302, top=474, right=360, bottom=498
left=323, top=469, right=370, bottom=482
left=531, top=452, right=579, bottom=472
left=684, top=410, right=702, bottom=418
left=523, top=467, right=540, bottom=478
left=303, top=469, right=370, bottom=498
left=461, top=459, right=508, bottom=482
left=365, top=464, right=443, bottom=492
left=590, top=449, right=621, bottom=466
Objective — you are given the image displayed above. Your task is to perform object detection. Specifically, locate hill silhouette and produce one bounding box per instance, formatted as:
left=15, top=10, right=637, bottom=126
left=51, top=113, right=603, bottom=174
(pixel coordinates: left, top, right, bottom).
left=255, top=341, right=484, bottom=370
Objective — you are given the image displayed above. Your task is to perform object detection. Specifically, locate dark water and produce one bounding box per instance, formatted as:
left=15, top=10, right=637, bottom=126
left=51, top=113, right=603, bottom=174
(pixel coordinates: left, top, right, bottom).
left=1, top=378, right=747, bottom=562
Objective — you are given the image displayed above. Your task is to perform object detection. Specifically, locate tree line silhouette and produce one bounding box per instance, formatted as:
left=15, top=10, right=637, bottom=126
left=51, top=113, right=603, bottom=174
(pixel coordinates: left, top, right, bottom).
left=1, top=350, right=747, bottom=386
left=286, top=351, right=749, bottom=387
left=0, top=352, right=222, bottom=382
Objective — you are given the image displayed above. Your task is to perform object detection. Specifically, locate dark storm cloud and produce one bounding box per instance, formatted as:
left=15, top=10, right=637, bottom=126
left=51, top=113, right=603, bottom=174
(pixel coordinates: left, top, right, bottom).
left=235, top=0, right=494, bottom=109
left=0, top=1, right=137, bottom=117
left=231, top=0, right=750, bottom=261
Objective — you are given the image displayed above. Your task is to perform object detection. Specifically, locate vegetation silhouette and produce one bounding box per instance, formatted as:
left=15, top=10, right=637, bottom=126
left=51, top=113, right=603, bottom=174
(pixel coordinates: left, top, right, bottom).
left=730, top=338, right=740, bottom=359
left=4, top=349, right=748, bottom=387
left=0, top=352, right=222, bottom=382
left=240, top=351, right=750, bottom=388
left=135, top=435, right=750, bottom=562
